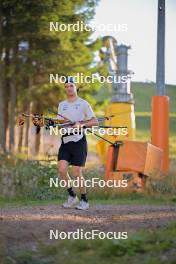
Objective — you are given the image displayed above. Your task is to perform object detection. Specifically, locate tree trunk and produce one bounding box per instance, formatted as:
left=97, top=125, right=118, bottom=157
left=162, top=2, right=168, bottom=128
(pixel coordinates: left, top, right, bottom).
left=9, top=81, right=17, bottom=152
left=34, top=130, right=41, bottom=156
left=0, top=11, right=6, bottom=152
left=0, top=75, right=6, bottom=152
left=24, top=102, right=30, bottom=153
left=34, top=102, right=42, bottom=155
left=9, top=43, right=18, bottom=153
left=4, top=94, right=9, bottom=150
left=24, top=77, right=33, bottom=154
left=18, top=125, right=24, bottom=153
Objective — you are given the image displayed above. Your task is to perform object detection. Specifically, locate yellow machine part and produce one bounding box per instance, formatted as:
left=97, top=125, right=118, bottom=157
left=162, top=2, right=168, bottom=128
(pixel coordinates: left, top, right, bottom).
left=96, top=102, right=136, bottom=164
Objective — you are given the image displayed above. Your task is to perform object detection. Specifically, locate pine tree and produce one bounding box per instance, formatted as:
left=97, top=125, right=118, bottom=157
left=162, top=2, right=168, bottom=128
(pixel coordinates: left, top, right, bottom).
left=0, top=0, right=101, bottom=154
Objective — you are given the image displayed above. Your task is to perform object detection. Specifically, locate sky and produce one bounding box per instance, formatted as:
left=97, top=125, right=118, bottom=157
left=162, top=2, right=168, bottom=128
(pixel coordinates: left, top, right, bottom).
left=90, top=0, right=176, bottom=85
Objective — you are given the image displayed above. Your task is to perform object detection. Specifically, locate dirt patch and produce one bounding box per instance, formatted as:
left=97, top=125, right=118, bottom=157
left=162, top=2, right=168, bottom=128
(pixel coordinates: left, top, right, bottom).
left=0, top=204, right=176, bottom=254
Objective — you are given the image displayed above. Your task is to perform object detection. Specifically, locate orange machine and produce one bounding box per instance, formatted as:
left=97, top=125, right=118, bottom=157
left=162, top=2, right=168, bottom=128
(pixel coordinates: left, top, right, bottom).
left=108, top=171, right=146, bottom=193
left=105, top=140, right=163, bottom=192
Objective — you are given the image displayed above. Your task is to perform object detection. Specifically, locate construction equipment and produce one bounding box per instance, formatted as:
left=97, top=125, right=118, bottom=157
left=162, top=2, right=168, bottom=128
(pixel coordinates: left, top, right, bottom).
left=97, top=36, right=135, bottom=163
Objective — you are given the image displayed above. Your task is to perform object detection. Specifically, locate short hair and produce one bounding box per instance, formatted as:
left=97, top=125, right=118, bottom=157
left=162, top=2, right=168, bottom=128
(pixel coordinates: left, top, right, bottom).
left=64, top=76, right=75, bottom=84
left=64, top=76, right=79, bottom=92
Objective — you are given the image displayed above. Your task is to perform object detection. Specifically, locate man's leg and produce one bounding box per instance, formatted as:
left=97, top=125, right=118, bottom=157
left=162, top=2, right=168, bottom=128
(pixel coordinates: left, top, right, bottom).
left=58, top=160, right=79, bottom=208
left=58, top=160, right=71, bottom=187
left=72, top=166, right=89, bottom=210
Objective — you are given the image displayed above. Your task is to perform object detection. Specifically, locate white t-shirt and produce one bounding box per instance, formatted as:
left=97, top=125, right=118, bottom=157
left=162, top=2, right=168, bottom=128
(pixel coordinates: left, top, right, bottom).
left=58, top=97, right=96, bottom=143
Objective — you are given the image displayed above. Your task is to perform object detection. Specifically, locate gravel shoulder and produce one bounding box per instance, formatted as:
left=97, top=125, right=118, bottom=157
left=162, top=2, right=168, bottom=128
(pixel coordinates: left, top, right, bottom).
left=1, top=204, right=176, bottom=253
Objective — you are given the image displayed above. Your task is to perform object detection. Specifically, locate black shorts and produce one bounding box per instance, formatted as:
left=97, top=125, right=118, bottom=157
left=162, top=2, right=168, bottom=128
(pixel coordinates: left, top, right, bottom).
left=58, top=135, right=87, bottom=167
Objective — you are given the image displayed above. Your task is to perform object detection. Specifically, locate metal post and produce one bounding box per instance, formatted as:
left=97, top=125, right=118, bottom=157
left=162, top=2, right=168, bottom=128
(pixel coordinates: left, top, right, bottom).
left=151, top=0, right=169, bottom=175
left=156, top=0, right=165, bottom=95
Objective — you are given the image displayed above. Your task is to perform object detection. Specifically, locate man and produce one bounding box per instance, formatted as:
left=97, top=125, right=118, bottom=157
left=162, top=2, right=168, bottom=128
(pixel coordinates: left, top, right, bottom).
left=58, top=77, right=99, bottom=210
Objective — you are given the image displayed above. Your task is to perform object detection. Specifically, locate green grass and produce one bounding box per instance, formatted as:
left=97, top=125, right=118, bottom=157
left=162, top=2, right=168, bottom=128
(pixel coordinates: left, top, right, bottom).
left=135, top=114, right=176, bottom=159
left=0, top=191, right=176, bottom=208
left=131, top=82, right=176, bottom=113
left=135, top=115, right=176, bottom=159
left=0, top=153, right=176, bottom=203
left=3, top=222, right=176, bottom=264
left=96, top=82, right=176, bottom=113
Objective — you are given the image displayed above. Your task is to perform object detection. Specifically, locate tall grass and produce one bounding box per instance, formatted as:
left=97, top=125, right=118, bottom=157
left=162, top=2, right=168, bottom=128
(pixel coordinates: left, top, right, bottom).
left=0, top=154, right=176, bottom=202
